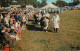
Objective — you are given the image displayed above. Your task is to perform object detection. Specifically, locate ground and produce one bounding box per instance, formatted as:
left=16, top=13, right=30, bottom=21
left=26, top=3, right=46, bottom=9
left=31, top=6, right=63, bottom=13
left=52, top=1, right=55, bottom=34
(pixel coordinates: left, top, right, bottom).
left=3, top=10, right=80, bottom=51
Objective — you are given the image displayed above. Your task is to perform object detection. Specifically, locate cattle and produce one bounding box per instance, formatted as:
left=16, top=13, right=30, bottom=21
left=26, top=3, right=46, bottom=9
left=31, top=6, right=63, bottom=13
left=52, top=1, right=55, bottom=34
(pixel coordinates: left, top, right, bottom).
left=34, top=12, right=42, bottom=25
left=34, top=13, right=39, bottom=24
left=40, top=17, right=50, bottom=32
left=34, top=12, right=50, bottom=32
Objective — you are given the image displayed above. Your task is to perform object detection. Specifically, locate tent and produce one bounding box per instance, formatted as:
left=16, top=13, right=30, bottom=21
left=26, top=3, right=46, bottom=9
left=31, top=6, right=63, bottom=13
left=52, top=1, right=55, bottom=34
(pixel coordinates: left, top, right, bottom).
left=10, top=5, right=21, bottom=7
left=26, top=5, right=34, bottom=9
left=75, top=4, right=80, bottom=8
left=41, top=3, right=59, bottom=9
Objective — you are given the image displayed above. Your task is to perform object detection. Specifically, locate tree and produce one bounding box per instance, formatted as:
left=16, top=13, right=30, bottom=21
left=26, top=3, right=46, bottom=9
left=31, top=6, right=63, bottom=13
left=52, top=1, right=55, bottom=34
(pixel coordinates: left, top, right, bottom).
left=56, top=1, right=67, bottom=7
left=17, top=0, right=40, bottom=8
left=0, top=0, right=46, bottom=8
left=37, top=1, right=41, bottom=8
left=0, top=0, right=17, bottom=7
left=73, top=1, right=80, bottom=6
left=52, top=2, right=56, bottom=6
left=67, top=2, right=73, bottom=6
left=67, top=1, right=79, bottom=6
left=40, top=0, right=47, bottom=7
left=0, top=0, right=1, bottom=7
left=0, top=0, right=10, bottom=7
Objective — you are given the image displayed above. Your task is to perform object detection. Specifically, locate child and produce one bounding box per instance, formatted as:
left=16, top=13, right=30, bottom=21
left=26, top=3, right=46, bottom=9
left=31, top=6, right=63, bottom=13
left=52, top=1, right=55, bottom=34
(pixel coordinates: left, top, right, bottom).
left=2, top=44, right=9, bottom=51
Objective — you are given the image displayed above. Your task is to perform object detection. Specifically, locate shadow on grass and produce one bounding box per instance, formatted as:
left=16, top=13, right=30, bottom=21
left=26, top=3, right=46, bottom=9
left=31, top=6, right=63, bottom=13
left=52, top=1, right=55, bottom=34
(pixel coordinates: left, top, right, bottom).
left=28, top=20, right=34, bottom=22
left=26, top=24, right=41, bottom=31
left=70, top=45, right=80, bottom=50
left=26, top=24, right=52, bottom=32
left=0, top=37, right=4, bottom=49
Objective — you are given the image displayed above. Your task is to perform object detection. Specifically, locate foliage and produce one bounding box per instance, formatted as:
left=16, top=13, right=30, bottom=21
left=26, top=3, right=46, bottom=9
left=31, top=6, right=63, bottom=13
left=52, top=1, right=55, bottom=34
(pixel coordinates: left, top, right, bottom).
left=56, top=1, right=68, bottom=7
left=0, top=0, right=10, bottom=7
left=67, top=1, right=79, bottom=6
left=0, top=0, right=79, bottom=8
left=16, top=0, right=47, bottom=8
left=52, top=2, right=56, bottom=6
left=40, top=0, right=47, bottom=7
left=67, top=2, right=73, bottom=6
left=73, top=1, right=80, bottom=6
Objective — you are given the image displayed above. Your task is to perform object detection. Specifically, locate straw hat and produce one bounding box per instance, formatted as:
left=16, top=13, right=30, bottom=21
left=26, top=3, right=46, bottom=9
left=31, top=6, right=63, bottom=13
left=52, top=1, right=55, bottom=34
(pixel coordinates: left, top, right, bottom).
left=11, top=26, right=14, bottom=29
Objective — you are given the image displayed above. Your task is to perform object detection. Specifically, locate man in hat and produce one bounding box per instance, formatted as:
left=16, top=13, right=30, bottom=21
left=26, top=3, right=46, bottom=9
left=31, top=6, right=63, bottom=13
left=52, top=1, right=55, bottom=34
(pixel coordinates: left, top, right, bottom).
left=4, top=28, right=15, bottom=48
left=52, top=13, right=60, bottom=33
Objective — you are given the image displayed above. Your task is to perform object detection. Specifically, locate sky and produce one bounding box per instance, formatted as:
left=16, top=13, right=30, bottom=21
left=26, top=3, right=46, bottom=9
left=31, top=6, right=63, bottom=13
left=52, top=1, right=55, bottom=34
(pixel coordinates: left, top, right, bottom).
left=37, top=0, right=72, bottom=3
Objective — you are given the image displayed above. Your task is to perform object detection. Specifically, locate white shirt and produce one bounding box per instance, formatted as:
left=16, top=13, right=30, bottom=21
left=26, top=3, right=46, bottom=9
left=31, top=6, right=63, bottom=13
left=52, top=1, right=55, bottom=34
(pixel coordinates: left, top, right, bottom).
left=4, top=17, right=9, bottom=25
left=52, top=15, right=60, bottom=28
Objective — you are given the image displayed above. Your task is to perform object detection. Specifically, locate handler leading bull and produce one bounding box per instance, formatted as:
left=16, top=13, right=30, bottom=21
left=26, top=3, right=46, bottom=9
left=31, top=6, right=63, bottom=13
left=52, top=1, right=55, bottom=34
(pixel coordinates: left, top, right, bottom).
left=40, top=17, right=50, bottom=32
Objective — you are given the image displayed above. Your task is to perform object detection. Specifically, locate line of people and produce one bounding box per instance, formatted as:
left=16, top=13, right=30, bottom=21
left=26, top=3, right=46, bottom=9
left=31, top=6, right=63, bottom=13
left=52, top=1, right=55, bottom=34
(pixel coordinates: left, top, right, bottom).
left=0, top=8, right=34, bottom=49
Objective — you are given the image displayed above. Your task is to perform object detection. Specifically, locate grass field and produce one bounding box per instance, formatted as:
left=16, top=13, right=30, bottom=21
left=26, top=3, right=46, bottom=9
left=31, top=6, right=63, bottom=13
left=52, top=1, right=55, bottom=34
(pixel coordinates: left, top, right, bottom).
left=10, top=10, right=80, bottom=51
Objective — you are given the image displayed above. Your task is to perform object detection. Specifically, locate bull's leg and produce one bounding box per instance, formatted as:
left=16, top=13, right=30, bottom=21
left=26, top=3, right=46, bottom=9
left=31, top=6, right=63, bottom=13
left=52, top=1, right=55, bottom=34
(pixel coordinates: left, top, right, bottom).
left=54, top=28, right=56, bottom=32
left=45, top=29, right=48, bottom=32
left=56, top=28, right=58, bottom=33
left=45, top=27, right=48, bottom=32
left=41, top=26, right=43, bottom=31
left=35, top=20, right=37, bottom=24
left=38, top=22, right=40, bottom=25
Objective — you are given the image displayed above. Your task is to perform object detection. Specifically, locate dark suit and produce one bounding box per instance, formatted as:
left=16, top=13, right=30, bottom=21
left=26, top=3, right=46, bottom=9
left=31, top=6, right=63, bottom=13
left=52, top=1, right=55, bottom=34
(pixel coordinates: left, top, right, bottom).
left=4, top=32, right=15, bottom=47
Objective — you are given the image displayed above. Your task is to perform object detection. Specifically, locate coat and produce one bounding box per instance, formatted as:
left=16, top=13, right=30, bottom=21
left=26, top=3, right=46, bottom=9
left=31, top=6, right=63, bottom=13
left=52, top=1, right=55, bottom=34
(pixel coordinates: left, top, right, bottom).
left=4, top=32, right=11, bottom=41
left=52, top=15, right=60, bottom=28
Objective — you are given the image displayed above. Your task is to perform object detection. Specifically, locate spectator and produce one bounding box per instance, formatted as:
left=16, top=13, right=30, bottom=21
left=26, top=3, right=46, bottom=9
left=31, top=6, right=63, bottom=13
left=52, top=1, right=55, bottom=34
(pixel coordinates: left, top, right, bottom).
left=4, top=28, right=15, bottom=48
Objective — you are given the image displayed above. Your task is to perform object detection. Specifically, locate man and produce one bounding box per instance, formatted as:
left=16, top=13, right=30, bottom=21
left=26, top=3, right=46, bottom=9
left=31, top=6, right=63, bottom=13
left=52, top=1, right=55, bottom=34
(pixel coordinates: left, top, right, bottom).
left=46, top=12, right=50, bottom=18
left=4, top=14, right=9, bottom=27
left=43, top=12, right=50, bottom=18
left=4, top=28, right=15, bottom=48
left=37, top=13, right=42, bottom=25
left=52, top=13, right=60, bottom=33
left=34, top=13, right=39, bottom=24
left=40, top=17, right=50, bottom=32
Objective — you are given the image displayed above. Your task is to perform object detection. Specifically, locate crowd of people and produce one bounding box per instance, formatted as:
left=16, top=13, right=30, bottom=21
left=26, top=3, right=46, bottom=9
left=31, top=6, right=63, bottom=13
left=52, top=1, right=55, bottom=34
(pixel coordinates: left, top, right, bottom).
left=63, top=7, right=80, bottom=11
left=0, top=8, right=34, bottom=49
left=0, top=7, right=60, bottom=51
left=40, top=8, right=63, bottom=14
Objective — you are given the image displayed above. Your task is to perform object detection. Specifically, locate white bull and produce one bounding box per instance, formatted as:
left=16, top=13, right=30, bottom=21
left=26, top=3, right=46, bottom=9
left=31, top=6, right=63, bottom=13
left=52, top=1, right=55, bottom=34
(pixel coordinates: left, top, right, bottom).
left=40, top=17, right=50, bottom=32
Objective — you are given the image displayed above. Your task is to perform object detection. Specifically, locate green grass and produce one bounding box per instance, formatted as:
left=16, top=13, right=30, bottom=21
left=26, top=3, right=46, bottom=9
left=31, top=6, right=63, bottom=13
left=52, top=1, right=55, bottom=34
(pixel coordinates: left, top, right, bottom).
left=10, top=10, right=80, bottom=51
